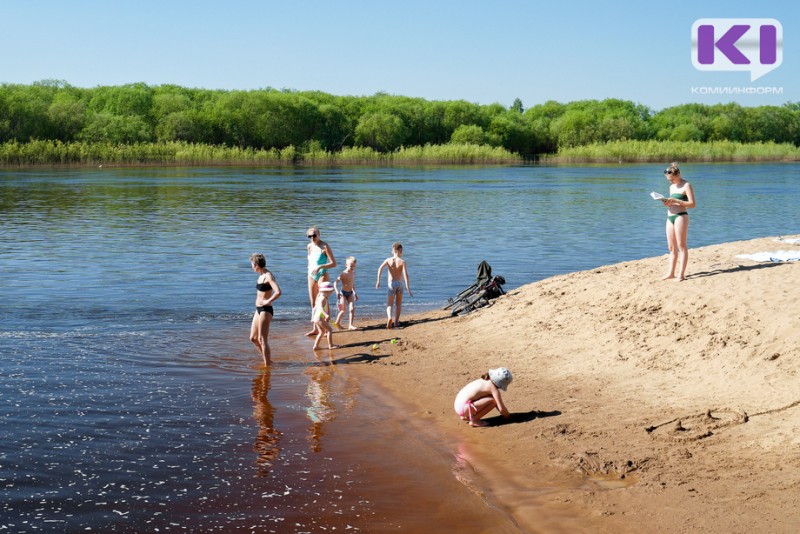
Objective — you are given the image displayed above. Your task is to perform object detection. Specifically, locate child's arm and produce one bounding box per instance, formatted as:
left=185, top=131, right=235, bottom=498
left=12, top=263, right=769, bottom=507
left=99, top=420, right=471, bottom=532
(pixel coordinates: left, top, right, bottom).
left=333, top=277, right=341, bottom=297
left=376, top=259, right=387, bottom=288
left=492, top=388, right=510, bottom=418
left=402, top=263, right=413, bottom=297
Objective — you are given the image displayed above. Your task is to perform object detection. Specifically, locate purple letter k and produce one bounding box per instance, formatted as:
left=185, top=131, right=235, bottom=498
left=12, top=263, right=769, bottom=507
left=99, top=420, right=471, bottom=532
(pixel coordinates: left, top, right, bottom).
left=697, top=24, right=751, bottom=64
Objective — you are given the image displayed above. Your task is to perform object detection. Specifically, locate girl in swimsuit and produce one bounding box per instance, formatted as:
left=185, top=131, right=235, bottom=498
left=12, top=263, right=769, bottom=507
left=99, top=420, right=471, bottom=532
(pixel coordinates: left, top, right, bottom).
left=306, top=227, right=337, bottom=337
left=250, top=253, right=282, bottom=366
left=454, top=368, right=512, bottom=428
left=311, top=281, right=337, bottom=350
left=660, top=163, right=696, bottom=282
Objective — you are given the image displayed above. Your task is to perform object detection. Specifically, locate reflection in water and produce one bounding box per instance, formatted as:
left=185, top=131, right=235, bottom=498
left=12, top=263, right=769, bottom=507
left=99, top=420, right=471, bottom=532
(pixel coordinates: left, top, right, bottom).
left=305, top=359, right=336, bottom=453
left=251, top=370, right=281, bottom=476
left=304, top=353, right=361, bottom=452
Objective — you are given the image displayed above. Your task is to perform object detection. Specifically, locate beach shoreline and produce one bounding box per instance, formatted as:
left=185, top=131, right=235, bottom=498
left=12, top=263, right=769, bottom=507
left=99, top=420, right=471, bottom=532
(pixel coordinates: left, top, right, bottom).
left=333, top=235, right=800, bottom=533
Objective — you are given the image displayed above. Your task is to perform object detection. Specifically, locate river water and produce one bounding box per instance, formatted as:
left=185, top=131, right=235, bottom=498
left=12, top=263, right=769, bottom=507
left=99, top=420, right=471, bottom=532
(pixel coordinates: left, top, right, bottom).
left=1, top=163, right=798, bottom=532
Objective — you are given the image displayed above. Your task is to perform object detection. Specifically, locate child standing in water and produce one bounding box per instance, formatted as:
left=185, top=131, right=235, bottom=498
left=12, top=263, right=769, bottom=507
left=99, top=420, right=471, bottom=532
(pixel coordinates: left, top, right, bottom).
left=311, top=281, right=337, bottom=350
left=454, top=368, right=513, bottom=428
left=376, top=243, right=412, bottom=329
left=333, top=256, right=358, bottom=330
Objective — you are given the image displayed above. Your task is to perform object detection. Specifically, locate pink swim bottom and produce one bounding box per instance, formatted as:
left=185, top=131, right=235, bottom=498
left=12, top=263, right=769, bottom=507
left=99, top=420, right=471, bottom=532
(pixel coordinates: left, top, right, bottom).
left=454, top=400, right=476, bottom=422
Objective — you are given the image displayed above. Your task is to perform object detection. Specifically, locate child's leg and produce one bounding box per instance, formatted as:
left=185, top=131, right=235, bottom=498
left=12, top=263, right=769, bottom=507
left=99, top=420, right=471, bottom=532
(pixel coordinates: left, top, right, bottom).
left=394, top=291, right=403, bottom=326
left=385, top=293, right=395, bottom=328
left=326, top=329, right=334, bottom=348
left=334, top=306, right=345, bottom=329
left=348, top=299, right=356, bottom=329
left=312, top=321, right=323, bottom=349
left=469, top=397, right=498, bottom=427
left=319, top=320, right=336, bottom=349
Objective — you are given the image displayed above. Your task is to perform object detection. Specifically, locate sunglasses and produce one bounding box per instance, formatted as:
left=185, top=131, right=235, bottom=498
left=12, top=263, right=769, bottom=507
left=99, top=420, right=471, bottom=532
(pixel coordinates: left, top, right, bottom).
left=664, top=169, right=675, bottom=175
left=307, top=234, right=317, bottom=239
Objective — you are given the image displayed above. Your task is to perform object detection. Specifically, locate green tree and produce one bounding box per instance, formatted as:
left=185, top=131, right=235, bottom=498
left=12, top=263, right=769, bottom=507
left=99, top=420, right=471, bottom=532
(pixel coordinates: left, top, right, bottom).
left=79, top=112, right=153, bottom=143
left=450, top=124, right=488, bottom=145
left=488, top=112, right=536, bottom=154
left=355, top=112, right=408, bottom=151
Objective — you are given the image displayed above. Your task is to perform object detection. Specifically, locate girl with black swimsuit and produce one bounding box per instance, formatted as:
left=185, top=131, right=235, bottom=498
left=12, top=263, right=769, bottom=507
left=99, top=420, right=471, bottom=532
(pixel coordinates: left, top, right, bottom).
left=250, top=253, right=282, bottom=366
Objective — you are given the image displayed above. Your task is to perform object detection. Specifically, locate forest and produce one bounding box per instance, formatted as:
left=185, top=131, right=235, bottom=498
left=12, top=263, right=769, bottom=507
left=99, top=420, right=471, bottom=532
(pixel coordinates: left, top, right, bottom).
left=1, top=80, right=799, bottom=164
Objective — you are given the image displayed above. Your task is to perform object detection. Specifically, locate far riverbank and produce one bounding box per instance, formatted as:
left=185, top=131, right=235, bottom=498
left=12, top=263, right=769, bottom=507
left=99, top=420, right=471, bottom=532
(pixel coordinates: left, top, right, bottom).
left=1, top=139, right=799, bottom=167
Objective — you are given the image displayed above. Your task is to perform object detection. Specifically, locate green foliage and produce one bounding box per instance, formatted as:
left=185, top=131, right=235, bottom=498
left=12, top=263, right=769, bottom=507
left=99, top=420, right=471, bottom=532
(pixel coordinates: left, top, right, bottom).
left=1, top=82, right=799, bottom=164
left=450, top=124, right=488, bottom=145
left=355, top=112, right=408, bottom=151
left=546, top=140, right=800, bottom=163
left=79, top=113, right=153, bottom=144
left=0, top=140, right=519, bottom=166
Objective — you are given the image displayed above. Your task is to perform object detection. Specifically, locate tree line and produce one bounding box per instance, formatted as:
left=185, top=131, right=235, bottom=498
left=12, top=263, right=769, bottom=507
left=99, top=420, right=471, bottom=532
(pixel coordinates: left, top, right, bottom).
left=1, top=80, right=798, bottom=156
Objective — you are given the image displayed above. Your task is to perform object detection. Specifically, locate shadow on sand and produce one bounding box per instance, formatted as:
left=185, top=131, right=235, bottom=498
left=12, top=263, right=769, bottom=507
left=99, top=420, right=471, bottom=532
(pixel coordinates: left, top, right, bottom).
left=687, top=261, right=788, bottom=280
left=483, top=409, right=562, bottom=426
left=354, top=313, right=451, bottom=333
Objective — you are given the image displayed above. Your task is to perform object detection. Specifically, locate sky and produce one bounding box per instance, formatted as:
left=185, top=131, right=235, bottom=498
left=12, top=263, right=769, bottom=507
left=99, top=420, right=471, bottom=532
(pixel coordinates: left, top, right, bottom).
left=1, top=0, right=797, bottom=111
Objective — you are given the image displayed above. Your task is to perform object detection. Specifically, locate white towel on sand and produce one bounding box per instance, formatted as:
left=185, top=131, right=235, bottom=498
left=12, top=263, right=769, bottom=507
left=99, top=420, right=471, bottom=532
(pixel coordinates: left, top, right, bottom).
left=736, top=251, right=800, bottom=262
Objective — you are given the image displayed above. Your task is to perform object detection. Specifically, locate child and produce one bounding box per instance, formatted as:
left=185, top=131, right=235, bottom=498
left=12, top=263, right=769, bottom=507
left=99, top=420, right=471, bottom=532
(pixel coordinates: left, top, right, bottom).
left=333, top=256, right=358, bottom=330
left=311, top=281, right=337, bottom=350
left=375, top=242, right=413, bottom=329
left=453, top=368, right=512, bottom=428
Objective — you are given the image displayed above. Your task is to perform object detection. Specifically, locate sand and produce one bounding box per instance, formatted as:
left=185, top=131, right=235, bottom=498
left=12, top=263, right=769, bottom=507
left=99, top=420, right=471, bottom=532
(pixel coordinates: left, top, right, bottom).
left=336, top=235, right=800, bottom=533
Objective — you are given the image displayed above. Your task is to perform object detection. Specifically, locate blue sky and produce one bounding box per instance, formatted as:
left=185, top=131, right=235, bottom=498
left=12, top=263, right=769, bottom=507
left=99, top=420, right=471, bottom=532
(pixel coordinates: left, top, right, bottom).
left=1, top=0, right=796, bottom=111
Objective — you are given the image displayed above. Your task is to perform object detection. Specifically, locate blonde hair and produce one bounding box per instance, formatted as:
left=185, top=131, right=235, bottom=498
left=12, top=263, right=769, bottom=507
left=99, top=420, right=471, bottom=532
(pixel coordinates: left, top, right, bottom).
left=250, top=253, right=266, bottom=268
left=669, top=162, right=681, bottom=176
left=346, top=256, right=356, bottom=266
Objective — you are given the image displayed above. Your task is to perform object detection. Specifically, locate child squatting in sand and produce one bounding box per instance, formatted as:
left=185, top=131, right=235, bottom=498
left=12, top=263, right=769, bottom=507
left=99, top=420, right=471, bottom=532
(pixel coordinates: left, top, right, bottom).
left=333, top=256, right=358, bottom=330
left=454, top=368, right=512, bottom=427
left=311, top=281, right=337, bottom=350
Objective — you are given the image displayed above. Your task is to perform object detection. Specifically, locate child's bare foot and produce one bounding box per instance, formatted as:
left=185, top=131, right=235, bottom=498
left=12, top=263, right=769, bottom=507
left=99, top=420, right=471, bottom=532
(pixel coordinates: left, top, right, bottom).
left=661, top=274, right=675, bottom=281
left=386, top=319, right=393, bottom=329
left=348, top=325, right=358, bottom=330
left=305, top=328, right=317, bottom=337
left=469, top=420, right=488, bottom=428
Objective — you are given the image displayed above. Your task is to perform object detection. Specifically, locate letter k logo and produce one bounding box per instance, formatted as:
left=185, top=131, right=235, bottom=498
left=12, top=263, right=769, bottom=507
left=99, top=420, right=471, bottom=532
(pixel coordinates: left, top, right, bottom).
left=697, top=24, right=750, bottom=64
left=692, top=19, right=783, bottom=81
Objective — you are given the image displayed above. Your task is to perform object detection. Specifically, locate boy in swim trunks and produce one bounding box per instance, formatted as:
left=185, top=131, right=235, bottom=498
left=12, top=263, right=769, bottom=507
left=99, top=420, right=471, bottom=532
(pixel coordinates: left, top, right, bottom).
left=375, top=243, right=413, bottom=329
left=333, top=256, right=358, bottom=330
left=454, top=368, right=512, bottom=428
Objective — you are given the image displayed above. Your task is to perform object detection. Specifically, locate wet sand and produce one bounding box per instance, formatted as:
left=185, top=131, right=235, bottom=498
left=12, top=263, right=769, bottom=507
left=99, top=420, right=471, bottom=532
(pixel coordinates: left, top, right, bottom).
left=329, top=235, right=800, bottom=533
left=209, top=331, right=529, bottom=533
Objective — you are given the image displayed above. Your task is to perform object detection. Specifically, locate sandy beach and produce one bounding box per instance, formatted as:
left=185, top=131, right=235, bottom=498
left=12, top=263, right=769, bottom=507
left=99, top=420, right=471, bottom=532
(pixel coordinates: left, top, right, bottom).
left=337, top=235, right=800, bottom=533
